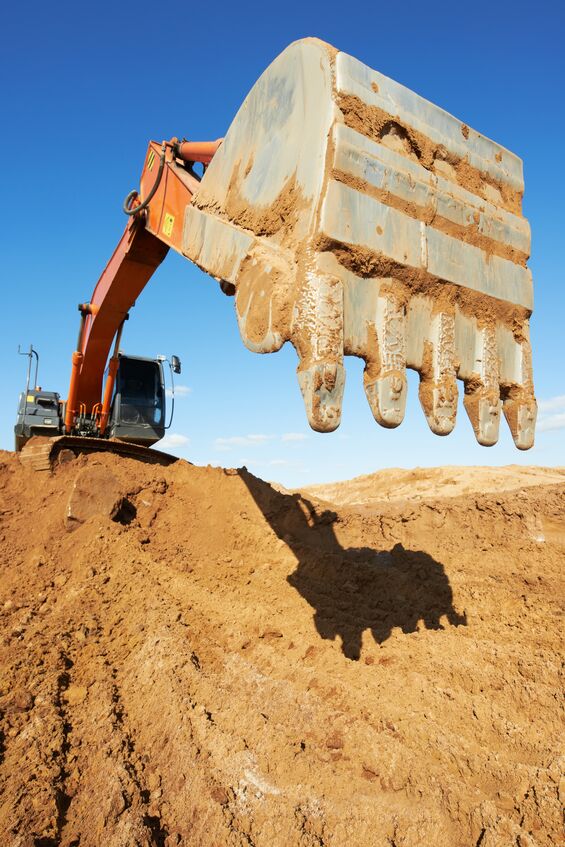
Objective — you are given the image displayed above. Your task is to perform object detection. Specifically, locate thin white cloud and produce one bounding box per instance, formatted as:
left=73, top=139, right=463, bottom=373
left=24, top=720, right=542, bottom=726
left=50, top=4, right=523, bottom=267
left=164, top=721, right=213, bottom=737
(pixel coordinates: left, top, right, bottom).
left=235, top=458, right=290, bottom=469
left=166, top=384, right=192, bottom=398
left=538, top=394, right=565, bottom=413
left=215, top=434, right=274, bottom=449
left=281, top=432, right=308, bottom=442
left=538, top=413, right=565, bottom=433
left=215, top=433, right=311, bottom=450
left=161, top=433, right=190, bottom=448
left=537, top=394, right=565, bottom=432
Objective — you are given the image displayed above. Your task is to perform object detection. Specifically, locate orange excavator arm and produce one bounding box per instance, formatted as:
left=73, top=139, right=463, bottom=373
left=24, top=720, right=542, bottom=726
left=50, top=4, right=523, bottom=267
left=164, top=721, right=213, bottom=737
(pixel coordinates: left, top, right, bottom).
left=64, top=138, right=222, bottom=435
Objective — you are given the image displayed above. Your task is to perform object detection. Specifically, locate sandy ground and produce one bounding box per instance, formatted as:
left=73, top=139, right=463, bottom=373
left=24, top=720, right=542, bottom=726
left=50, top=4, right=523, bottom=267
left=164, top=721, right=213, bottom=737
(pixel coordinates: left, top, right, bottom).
left=0, top=449, right=563, bottom=846
left=301, top=465, right=565, bottom=507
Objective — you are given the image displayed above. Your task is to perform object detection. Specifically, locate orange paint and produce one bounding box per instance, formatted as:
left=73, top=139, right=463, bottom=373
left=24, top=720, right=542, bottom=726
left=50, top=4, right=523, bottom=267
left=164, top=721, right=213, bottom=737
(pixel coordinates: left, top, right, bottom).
left=64, top=135, right=221, bottom=433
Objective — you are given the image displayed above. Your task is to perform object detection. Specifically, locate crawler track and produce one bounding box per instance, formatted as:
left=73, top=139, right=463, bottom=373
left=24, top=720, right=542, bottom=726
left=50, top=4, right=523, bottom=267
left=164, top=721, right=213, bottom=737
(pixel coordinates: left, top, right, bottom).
left=18, top=435, right=179, bottom=471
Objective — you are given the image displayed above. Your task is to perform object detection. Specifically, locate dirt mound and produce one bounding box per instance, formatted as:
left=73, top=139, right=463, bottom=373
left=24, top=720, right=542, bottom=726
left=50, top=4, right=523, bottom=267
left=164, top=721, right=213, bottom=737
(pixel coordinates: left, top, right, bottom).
left=0, top=450, right=563, bottom=847
left=301, top=465, right=565, bottom=508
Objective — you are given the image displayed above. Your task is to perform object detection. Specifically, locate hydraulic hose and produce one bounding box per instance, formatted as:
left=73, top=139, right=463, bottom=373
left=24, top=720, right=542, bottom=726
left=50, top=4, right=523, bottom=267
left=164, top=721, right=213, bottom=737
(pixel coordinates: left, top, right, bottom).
left=122, top=143, right=166, bottom=216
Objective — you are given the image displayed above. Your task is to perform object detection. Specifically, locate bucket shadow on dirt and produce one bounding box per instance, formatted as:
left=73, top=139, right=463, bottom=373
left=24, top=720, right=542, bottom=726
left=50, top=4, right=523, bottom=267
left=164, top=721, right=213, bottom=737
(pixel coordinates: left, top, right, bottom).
left=239, top=469, right=467, bottom=660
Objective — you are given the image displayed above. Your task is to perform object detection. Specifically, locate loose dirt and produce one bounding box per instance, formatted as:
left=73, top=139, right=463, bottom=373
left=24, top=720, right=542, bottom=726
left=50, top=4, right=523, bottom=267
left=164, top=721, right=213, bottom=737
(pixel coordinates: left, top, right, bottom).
left=0, top=450, right=563, bottom=846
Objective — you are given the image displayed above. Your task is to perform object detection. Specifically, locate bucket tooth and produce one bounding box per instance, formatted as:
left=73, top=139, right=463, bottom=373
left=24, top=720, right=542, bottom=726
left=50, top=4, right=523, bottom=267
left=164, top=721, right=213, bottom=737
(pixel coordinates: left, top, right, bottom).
left=503, top=396, right=537, bottom=450
left=418, top=312, right=458, bottom=435
left=234, top=248, right=291, bottom=354
left=293, top=268, right=345, bottom=432
left=464, top=387, right=502, bottom=447
left=463, top=325, right=502, bottom=446
left=297, top=361, right=346, bottom=433
left=502, top=325, right=536, bottom=449
left=365, top=371, right=407, bottom=428
left=363, top=293, right=407, bottom=428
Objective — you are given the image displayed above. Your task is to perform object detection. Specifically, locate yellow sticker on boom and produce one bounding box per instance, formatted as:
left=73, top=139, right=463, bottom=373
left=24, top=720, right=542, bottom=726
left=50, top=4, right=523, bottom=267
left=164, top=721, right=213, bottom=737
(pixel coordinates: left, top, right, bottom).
left=162, top=213, right=175, bottom=237
left=147, top=149, right=156, bottom=171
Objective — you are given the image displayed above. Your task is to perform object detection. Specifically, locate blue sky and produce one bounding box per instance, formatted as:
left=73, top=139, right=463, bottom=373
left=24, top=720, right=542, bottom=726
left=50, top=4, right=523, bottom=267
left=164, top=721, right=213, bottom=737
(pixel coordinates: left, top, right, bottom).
left=1, top=0, right=563, bottom=486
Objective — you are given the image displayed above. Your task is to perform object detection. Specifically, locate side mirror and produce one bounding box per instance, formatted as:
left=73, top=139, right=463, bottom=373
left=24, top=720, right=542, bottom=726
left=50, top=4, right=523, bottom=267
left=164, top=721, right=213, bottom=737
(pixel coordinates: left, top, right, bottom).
left=171, top=355, right=182, bottom=374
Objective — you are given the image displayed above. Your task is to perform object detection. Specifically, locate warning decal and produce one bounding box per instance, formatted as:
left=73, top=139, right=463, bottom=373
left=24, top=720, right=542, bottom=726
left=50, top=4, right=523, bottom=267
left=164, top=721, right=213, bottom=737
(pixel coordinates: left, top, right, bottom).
left=162, top=213, right=175, bottom=237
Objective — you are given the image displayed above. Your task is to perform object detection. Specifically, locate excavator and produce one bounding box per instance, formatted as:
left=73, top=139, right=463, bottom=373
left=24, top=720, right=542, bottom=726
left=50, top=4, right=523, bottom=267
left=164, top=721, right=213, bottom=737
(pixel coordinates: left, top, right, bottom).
left=15, top=38, right=537, bottom=470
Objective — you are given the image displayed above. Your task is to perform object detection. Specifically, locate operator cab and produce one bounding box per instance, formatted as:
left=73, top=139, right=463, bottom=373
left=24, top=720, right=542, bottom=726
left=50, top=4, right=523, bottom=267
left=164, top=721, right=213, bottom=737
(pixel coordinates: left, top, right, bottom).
left=14, top=390, right=62, bottom=451
left=108, top=354, right=166, bottom=446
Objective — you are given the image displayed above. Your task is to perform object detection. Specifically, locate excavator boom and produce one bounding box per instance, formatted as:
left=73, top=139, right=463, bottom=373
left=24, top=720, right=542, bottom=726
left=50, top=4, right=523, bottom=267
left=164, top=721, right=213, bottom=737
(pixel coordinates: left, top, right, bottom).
left=64, top=138, right=220, bottom=435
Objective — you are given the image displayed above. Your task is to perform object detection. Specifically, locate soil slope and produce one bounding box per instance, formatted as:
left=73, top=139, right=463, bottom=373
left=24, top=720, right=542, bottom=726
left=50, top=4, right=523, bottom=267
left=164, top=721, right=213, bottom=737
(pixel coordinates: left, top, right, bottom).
left=0, top=450, right=563, bottom=847
left=301, top=465, right=565, bottom=507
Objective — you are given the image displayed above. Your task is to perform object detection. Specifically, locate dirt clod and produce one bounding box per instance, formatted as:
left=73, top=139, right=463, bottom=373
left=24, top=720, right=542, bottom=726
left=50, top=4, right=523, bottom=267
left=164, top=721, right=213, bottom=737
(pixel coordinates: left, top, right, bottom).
left=65, top=464, right=125, bottom=529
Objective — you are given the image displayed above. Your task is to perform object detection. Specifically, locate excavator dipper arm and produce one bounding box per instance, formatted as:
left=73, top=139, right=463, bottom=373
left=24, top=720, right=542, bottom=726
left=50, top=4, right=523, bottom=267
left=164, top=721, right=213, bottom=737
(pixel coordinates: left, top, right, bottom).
left=64, top=139, right=221, bottom=434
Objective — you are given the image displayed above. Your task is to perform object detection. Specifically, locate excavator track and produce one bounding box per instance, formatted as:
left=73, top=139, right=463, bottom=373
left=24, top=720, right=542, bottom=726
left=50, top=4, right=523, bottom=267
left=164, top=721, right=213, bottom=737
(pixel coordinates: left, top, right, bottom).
left=19, top=436, right=179, bottom=472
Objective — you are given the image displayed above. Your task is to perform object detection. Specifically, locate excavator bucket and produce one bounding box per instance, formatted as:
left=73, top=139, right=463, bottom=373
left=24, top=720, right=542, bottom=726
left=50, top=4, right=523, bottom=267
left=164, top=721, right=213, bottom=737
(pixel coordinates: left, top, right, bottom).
left=183, top=38, right=536, bottom=448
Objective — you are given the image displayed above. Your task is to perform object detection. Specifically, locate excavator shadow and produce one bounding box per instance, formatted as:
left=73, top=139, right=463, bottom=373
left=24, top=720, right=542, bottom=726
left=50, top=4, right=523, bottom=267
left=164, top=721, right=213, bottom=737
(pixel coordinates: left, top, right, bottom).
left=239, top=469, right=467, bottom=661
